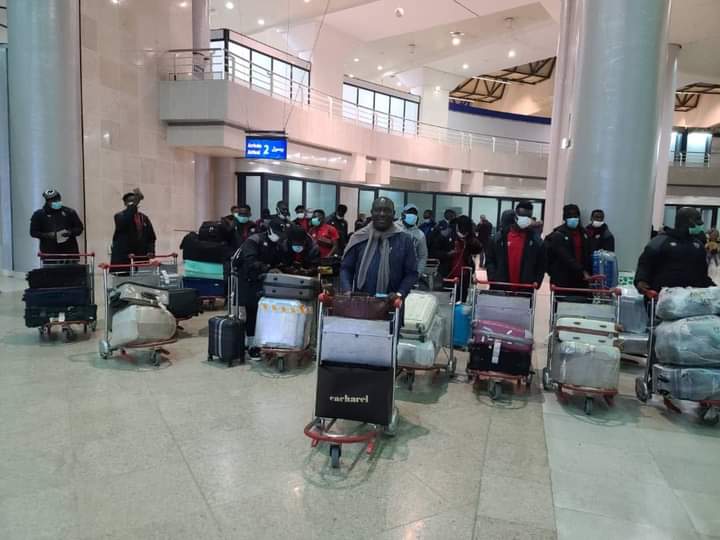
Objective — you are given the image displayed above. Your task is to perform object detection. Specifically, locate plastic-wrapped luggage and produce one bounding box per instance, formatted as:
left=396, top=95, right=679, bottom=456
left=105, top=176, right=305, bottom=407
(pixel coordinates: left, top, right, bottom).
left=184, top=259, right=225, bottom=281
left=321, top=316, right=393, bottom=367
left=474, top=292, right=532, bottom=330
left=26, top=264, right=88, bottom=289
left=401, top=292, right=439, bottom=338
left=551, top=341, right=621, bottom=390
left=656, top=287, right=720, bottom=320
left=654, top=315, right=720, bottom=367
left=110, top=304, right=176, bottom=347
left=592, top=250, right=618, bottom=288
left=652, top=364, right=720, bottom=401
left=262, top=273, right=320, bottom=300
left=254, top=297, right=313, bottom=349
left=397, top=316, right=443, bottom=367
left=113, top=283, right=199, bottom=319
left=556, top=317, right=617, bottom=346
left=472, top=320, right=533, bottom=352
left=619, top=287, right=648, bottom=334
left=23, top=287, right=90, bottom=308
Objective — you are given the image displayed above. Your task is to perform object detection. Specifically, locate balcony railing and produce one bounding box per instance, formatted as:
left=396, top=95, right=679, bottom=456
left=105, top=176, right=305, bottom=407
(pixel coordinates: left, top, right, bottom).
left=669, top=150, right=715, bottom=168
left=159, top=48, right=550, bottom=158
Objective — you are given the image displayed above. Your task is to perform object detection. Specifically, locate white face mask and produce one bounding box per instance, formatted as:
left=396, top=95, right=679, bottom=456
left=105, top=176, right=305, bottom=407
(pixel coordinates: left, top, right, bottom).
left=516, top=216, right=532, bottom=229
left=592, top=221, right=604, bottom=228
left=296, top=213, right=305, bottom=220
left=268, top=231, right=280, bottom=243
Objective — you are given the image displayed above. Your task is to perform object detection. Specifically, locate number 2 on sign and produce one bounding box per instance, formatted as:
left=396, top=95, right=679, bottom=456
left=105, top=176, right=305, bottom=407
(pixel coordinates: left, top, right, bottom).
left=263, top=144, right=270, bottom=155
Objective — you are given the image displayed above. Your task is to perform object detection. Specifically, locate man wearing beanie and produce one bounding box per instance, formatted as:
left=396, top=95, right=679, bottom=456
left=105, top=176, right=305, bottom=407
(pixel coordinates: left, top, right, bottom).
left=545, top=204, right=592, bottom=288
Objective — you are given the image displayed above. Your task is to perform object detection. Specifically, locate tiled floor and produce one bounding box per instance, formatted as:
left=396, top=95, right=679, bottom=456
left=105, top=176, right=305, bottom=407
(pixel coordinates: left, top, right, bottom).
left=2, top=275, right=720, bottom=539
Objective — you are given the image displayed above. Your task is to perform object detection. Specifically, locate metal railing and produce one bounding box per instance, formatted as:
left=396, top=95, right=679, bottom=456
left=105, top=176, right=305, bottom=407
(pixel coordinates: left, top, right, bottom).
left=159, top=48, right=550, bottom=157
left=669, top=150, right=715, bottom=168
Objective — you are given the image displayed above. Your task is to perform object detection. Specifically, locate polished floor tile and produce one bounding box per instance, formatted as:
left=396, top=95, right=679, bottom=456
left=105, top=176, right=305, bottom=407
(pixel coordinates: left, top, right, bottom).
left=477, top=473, right=556, bottom=530
left=555, top=508, right=701, bottom=540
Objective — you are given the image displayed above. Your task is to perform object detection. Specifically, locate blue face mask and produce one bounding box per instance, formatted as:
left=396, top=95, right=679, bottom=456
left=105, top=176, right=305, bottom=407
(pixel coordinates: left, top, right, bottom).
left=403, top=213, right=418, bottom=226
left=291, top=245, right=304, bottom=253
left=566, top=217, right=579, bottom=229
left=50, top=201, right=62, bottom=210
left=311, top=217, right=321, bottom=227
left=234, top=214, right=250, bottom=224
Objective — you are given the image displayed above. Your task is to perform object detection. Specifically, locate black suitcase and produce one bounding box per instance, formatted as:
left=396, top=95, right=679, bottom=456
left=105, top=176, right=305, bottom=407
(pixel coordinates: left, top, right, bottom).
left=166, top=288, right=200, bottom=319
left=262, top=273, right=320, bottom=300
left=467, top=343, right=532, bottom=375
left=181, top=233, right=232, bottom=264
left=207, top=262, right=245, bottom=366
left=315, top=362, right=394, bottom=425
left=199, top=221, right=226, bottom=243
left=23, top=286, right=90, bottom=308
left=24, top=304, right=97, bottom=328
left=26, top=264, right=88, bottom=289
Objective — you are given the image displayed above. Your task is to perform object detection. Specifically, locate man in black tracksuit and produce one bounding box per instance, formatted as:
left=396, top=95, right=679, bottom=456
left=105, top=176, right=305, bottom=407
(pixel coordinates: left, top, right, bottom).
left=545, top=204, right=592, bottom=289
left=485, top=203, right=545, bottom=290
left=111, top=189, right=156, bottom=267
left=586, top=209, right=616, bottom=253
left=635, top=207, right=714, bottom=293
left=30, top=189, right=84, bottom=257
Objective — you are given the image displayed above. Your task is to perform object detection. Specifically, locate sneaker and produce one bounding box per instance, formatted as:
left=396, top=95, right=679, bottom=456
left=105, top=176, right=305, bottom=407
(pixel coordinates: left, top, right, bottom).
left=248, top=347, right=261, bottom=359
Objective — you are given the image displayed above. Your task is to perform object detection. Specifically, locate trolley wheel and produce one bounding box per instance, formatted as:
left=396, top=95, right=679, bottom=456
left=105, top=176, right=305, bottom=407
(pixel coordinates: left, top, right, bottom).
left=489, top=380, right=502, bottom=401
left=525, top=372, right=534, bottom=388
left=699, top=406, right=720, bottom=426
left=635, top=377, right=649, bottom=403
left=448, top=358, right=457, bottom=377
left=38, top=326, right=47, bottom=339
left=98, top=339, right=111, bottom=360
left=90, top=321, right=97, bottom=332
left=329, top=445, right=341, bottom=469
left=277, top=356, right=286, bottom=373
left=408, top=371, right=416, bottom=391
left=151, top=351, right=161, bottom=367
left=207, top=354, right=213, bottom=362
left=62, top=327, right=76, bottom=342
left=542, top=367, right=552, bottom=392
left=385, top=407, right=399, bottom=437
left=584, top=397, right=594, bottom=416
left=83, top=324, right=88, bottom=334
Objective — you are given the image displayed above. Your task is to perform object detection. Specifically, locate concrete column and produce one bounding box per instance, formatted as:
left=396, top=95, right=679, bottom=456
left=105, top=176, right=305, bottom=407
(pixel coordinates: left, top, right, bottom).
left=652, top=44, right=680, bottom=229
left=559, top=0, right=670, bottom=271
left=343, top=153, right=367, bottom=183
left=445, top=169, right=462, bottom=193
left=376, top=159, right=391, bottom=186
left=419, top=85, right=450, bottom=135
left=8, top=0, right=84, bottom=271
left=192, top=0, right=213, bottom=225
left=469, top=171, right=485, bottom=194
left=211, top=157, right=237, bottom=218
left=0, top=47, right=12, bottom=272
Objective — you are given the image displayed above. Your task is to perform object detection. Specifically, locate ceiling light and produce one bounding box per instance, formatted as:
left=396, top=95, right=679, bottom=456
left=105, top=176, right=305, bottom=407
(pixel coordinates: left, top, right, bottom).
left=508, top=49, right=517, bottom=58
left=396, top=81, right=402, bottom=87
left=304, top=0, right=311, bottom=3
left=450, top=31, right=464, bottom=47
left=178, top=1, right=188, bottom=6
left=452, top=37, right=461, bottom=46
left=395, top=7, right=405, bottom=17
left=225, top=1, right=234, bottom=8
left=353, top=57, right=360, bottom=63
left=377, top=65, right=383, bottom=71
left=434, top=85, right=441, bottom=91
left=462, top=63, right=469, bottom=70
left=348, top=74, right=355, bottom=78
left=111, top=0, right=119, bottom=4
left=257, top=18, right=265, bottom=25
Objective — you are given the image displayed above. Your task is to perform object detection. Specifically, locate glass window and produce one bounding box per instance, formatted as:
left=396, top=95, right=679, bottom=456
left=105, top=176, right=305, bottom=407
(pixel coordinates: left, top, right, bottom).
left=267, top=179, right=284, bottom=210
left=378, top=189, right=404, bottom=215
left=436, top=195, right=469, bottom=218
left=358, top=189, right=376, bottom=216
left=663, top=206, right=676, bottom=228
left=288, top=179, right=303, bottom=214
left=210, top=41, right=226, bottom=80
left=404, top=101, right=418, bottom=135
left=374, top=93, right=390, bottom=132
left=357, top=88, right=374, bottom=126
left=306, top=182, right=336, bottom=214
left=244, top=175, right=261, bottom=220
left=228, top=42, right=250, bottom=83
left=291, top=66, right=309, bottom=104
left=687, top=132, right=711, bottom=165
left=499, top=199, right=513, bottom=218
left=272, top=59, right=291, bottom=99
left=531, top=201, right=544, bottom=221
left=407, top=192, right=433, bottom=216
left=471, top=197, right=499, bottom=227
left=342, top=84, right=358, bottom=120
left=251, top=50, right=272, bottom=92
left=390, top=97, right=405, bottom=133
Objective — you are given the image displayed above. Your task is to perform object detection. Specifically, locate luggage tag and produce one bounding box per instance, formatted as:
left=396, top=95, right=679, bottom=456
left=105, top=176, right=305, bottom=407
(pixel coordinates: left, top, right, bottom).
left=491, top=339, right=501, bottom=364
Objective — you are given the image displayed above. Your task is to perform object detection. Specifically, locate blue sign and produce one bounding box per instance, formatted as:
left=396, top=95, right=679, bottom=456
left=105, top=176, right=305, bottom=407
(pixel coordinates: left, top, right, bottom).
left=245, top=136, right=287, bottom=160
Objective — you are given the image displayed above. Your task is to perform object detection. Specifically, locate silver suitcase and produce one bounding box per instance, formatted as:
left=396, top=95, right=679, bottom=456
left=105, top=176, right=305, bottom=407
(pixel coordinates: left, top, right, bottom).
left=551, top=341, right=620, bottom=390
left=401, top=292, right=438, bottom=339
left=321, top=316, right=393, bottom=367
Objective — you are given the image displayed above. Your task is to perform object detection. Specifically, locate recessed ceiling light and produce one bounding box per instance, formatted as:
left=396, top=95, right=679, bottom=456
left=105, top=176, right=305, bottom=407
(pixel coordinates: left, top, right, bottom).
left=508, top=49, right=517, bottom=58
left=377, top=65, right=383, bottom=71
left=435, top=85, right=441, bottom=91
left=304, top=0, right=311, bottom=3
left=396, top=81, right=402, bottom=87
left=111, top=0, right=119, bottom=4
left=348, top=74, right=355, bottom=78
left=257, top=18, right=265, bottom=25
left=225, top=1, right=234, bottom=9
left=395, top=7, right=405, bottom=17
left=353, top=57, right=360, bottom=63
left=450, top=31, right=464, bottom=46
left=462, top=63, right=469, bottom=70
left=178, top=1, right=188, bottom=7
left=452, top=37, right=461, bottom=46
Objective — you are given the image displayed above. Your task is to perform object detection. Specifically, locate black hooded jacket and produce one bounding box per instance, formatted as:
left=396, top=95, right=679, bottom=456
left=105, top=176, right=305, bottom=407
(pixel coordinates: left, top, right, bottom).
left=545, top=224, right=592, bottom=288
left=586, top=223, right=615, bottom=253
left=30, top=204, right=84, bottom=255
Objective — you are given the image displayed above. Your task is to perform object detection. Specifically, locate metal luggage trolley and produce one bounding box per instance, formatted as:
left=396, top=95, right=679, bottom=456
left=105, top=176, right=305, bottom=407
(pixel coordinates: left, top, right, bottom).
left=97, top=261, right=177, bottom=366
left=635, top=291, right=720, bottom=425
left=304, top=294, right=402, bottom=469
left=128, top=253, right=181, bottom=287
left=35, top=251, right=97, bottom=341
left=543, top=279, right=621, bottom=415
left=397, top=278, right=457, bottom=391
left=468, top=281, right=537, bottom=400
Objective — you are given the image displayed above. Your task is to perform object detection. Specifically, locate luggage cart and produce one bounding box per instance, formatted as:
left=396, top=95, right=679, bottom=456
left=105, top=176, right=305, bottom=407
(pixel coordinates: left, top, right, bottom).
left=98, top=262, right=177, bottom=367
left=129, top=253, right=181, bottom=288
left=397, top=278, right=457, bottom=391
left=543, top=280, right=621, bottom=415
left=635, top=291, right=720, bottom=426
left=304, top=294, right=402, bottom=469
left=34, top=252, right=97, bottom=341
left=468, top=281, right=537, bottom=400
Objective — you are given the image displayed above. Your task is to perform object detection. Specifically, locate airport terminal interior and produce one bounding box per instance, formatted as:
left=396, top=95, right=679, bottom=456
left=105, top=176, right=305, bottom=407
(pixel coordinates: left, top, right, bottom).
left=2, top=0, right=720, bottom=538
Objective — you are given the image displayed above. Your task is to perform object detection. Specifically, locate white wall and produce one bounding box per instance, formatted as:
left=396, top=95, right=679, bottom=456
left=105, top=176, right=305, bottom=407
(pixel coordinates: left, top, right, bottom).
left=674, top=94, right=720, bottom=128
left=447, top=110, right=551, bottom=143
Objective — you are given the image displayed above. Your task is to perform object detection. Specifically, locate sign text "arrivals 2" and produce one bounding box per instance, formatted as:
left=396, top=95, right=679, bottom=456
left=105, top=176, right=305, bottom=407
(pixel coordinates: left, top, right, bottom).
left=245, top=137, right=288, bottom=160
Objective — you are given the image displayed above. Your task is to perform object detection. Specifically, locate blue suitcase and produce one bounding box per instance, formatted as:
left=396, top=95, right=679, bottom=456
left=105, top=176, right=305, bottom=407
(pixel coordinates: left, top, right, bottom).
left=182, top=276, right=226, bottom=298
left=453, top=302, right=472, bottom=348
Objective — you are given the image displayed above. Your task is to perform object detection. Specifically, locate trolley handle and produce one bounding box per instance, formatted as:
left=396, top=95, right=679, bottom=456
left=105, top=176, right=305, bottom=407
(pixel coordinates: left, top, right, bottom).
left=38, top=251, right=96, bottom=258
left=550, top=284, right=622, bottom=296
left=129, top=252, right=178, bottom=260
left=642, top=289, right=658, bottom=300
left=475, top=280, right=537, bottom=290
left=98, top=261, right=161, bottom=270
left=317, top=292, right=403, bottom=309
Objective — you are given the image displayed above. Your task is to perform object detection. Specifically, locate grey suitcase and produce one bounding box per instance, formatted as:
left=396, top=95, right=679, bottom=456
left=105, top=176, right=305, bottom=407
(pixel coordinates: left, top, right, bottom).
left=652, top=364, right=720, bottom=401
left=262, top=273, right=320, bottom=300
left=401, top=292, right=438, bottom=339
left=110, top=304, right=176, bottom=347
left=619, top=289, right=648, bottom=334
left=474, top=293, right=532, bottom=331
left=551, top=341, right=620, bottom=390
left=321, top=316, right=393, bottom=367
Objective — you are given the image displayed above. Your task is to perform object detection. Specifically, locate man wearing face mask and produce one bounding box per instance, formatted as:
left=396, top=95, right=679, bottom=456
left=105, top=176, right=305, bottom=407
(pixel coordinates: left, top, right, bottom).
left=419, top=209, right=436, bottom=237
left=236, top=218, right=286, bottom=358
left=341, top=197, right=418, bottom=299
left=280, top=225, right=320, bottom=275
left=273, top=200, right=291, bottom=224
left=545, top=204, right=592, bottom=288
left=327, top=204, right=349, bottom=252
left=437, top=209, right=457, bottom=232
left=229, top=204, right=257, bottom=249
left=293, top=205, right=310, bottom=232
left=635, top=207, right=714, bottom=293
left=586, top=209, right=615, bottom=253
left=398, top=203, right=428, bottom=275
left=309, top=209, right=340, bottom=258
left=30, top=189, right=84, bottom=257
left=485, top=203, right=545, bottom=290
left=111, top=188, right=156, bottom=267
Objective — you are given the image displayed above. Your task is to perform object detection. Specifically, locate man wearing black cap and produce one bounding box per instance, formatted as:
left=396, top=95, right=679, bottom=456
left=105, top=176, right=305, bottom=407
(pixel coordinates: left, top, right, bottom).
left=30, top=189, right=84, bottom=256
left=545, top=204, right=592, bottom=288
left=111, top=188, right=156, bottom=267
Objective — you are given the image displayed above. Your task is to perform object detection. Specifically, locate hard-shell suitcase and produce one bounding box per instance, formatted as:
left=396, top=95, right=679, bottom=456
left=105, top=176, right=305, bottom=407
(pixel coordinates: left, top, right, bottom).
left=24, top=304, right=98, bottom=328
left=401, top=292, right=439, bottom=337
left=315, top=362, right=393, bottom=425
left=255, top=297, right=313, bottom=349
left=556, top=317, right=617, bottom=346
left=262, top=273, right=320, bottom=300
left=208, top=316, right=245, bottom=366
left=26, top=264, right=88, bottom=289
left=180, top=232, right=232, bottom=264
left=592, top=250, right=618, bottom=288
left=397, top=316, right=443, bottom=367
left=184, top=259, right=225, bottom=281
left=474, top=292, right=532, bottom=330
left=114, top=283, right=199, bottom=319
left=467, top=343, right=531, bottom=375
left=619, top=332, right=648, bottom=355
left=198, top=221, right=226, bottom=243
left=619, top=288, right=648, bottom=334
left=110, top=304, right=176, bottom=347
left=551, top=341, right=620, bottom=390
left=652, top=364, right=720, bottom=401
left=182, top=276, right=227, bottom=298
left=453, top=303, right=472, bottom=348
left=321, top=316, right=393, bottom=367
left=472, top=320, right=533, bottom=352
left=23, top=286, right=90, bottom=308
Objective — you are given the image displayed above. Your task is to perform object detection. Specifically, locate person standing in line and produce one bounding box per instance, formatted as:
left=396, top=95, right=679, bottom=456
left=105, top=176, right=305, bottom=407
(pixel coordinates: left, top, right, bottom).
left=293, top=205, right=310, bottom=232
left=398, top=203, right=428, bottom=275
left=111, top=188, right=156, bottom=267
left=309, top=209, right=340, bottom=258
left=273, top=201, right=291, bottom=224
left=586, top=209, right=615, bottom=253
left=229, top=204, right=257, bottom=249
left=280, top=225, right=320, bottom=274
left=30, top=189, right=84, bottom=257
left=419, top=209, right=436, bottom=237
left=327, top=204, right=349, bottom=253
left=256, top=208, right=271, bottom=232
left=545, top=204, right=592, bottom=289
